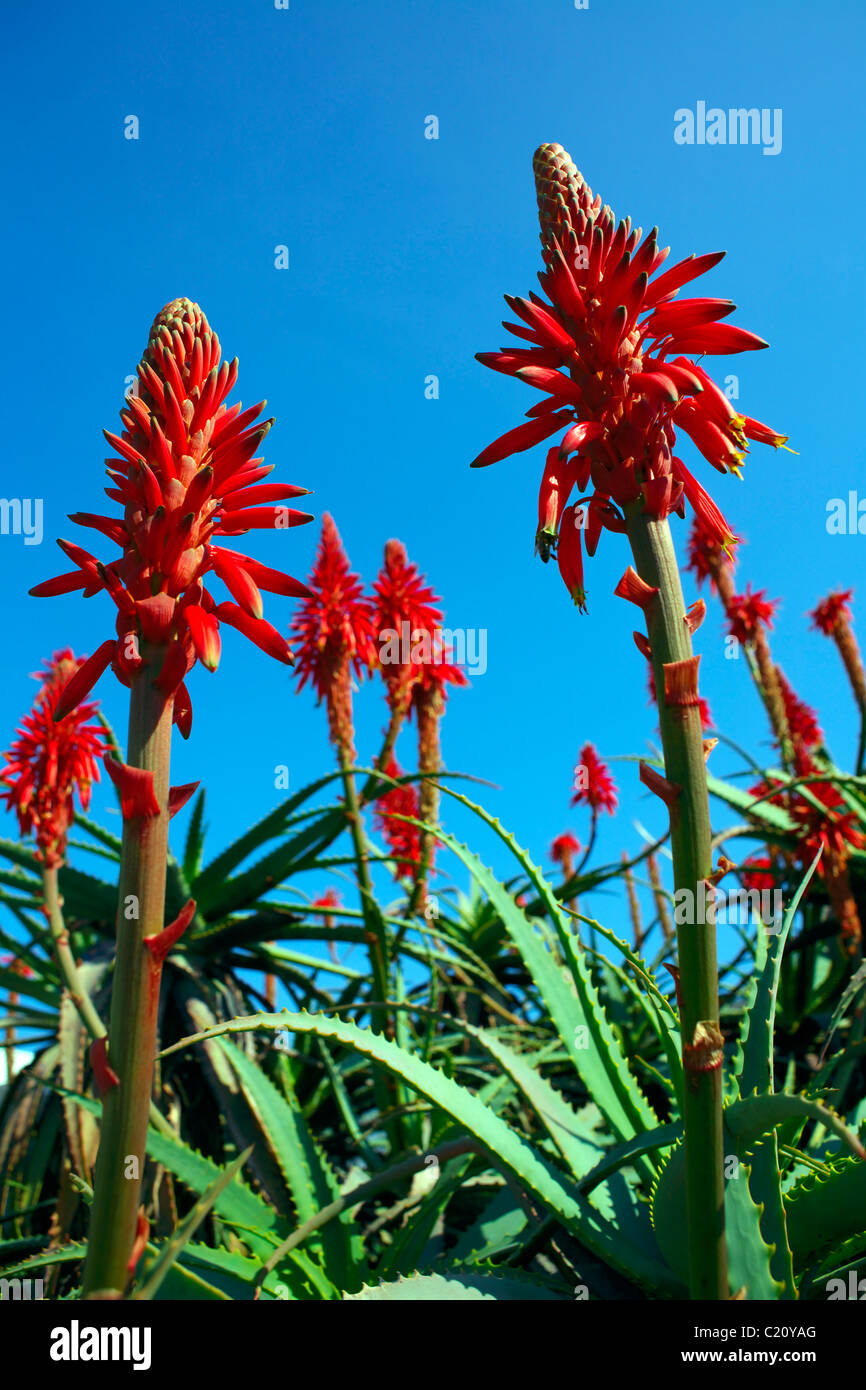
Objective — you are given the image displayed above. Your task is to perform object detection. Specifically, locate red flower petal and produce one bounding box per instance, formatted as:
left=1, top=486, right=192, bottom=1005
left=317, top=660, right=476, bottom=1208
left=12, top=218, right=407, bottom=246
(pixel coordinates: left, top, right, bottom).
left=54, top=640, right=117, bottom=720
left=184, top=604, right=222, bottom=672
left=216, top=602, right=294, bottom=663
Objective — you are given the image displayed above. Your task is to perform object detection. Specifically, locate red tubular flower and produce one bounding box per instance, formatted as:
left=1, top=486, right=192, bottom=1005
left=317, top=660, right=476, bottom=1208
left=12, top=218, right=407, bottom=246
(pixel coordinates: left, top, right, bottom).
left=312, top=888, right=341, bottom=930
left=741, top=856, right=776, bottom=895
left=474, top=144, right=785, bottom=605
left=374, top=759, right=423, bottom=880
left=372, top=540, right=468, bottom=714
left=2, top=651, right=108, bottom=868
left=725, top=585, right=779, bottom=644
left=571, top=742, right=618, bottom=815
left=32, top=300, right=311, bottom=731
left=764, top=751, right=865, bottom=865
left=810, top=589, right=854, bottom=637
left=550, top=831, right=581, bottom=881
left=557, top=504, right=587, bottom=609
left=291, top=514, right=375, bottom=764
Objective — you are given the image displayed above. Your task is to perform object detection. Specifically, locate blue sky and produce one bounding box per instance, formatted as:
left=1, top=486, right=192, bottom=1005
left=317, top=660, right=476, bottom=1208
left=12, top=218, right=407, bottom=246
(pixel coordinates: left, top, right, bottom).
left=2, top=0, right=865, bottom=957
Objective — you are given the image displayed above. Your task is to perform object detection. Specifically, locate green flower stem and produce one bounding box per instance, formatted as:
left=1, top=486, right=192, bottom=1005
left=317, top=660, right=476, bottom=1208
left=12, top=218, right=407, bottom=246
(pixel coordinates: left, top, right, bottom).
left=82, top=662, right=174, bottom=1299
left=625, top=501, right=727, bottom=1301
left=337, top=752, right=390, bottom=1030
left=42, top=866, right=107, bottom=1043
left=42, top=866, right=175, bottom=1140
left=337, top=750, right=408, bottom=1151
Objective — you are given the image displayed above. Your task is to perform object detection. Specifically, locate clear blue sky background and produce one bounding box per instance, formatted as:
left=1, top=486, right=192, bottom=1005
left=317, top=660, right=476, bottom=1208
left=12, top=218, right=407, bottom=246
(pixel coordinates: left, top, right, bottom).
left=2, top=0, right=864, bottom=957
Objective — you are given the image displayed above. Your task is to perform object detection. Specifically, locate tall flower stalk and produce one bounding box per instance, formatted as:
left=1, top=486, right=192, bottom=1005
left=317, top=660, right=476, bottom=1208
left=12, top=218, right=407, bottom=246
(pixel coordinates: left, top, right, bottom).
left=474, top=142, right=787, bottom=1298
left=2, top=652, right=109, bottom=1044
left=33, top=299, right=310, bottom=1298
left=291, top=515, right=390, bottom=1012
left=372, top=540, right=467, bottom=910
left=811, top=590, right=866, bottom=772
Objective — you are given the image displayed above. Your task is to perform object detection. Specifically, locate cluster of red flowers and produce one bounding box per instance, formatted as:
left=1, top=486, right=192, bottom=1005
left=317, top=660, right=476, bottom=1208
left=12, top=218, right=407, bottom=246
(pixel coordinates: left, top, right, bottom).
left=474, top=143, right=787, bottom=608
left=550, top=830, right=581, bottom=881
left=686, top=514, right=739, bottom=591
left=810, top=590, right=854, bottom=637
left=373, top=760, right=423, bottom=882
left=725, top=585, right=778, bottom=646
left=292, top=514, right=375, bottom=763
left=1, top=652, right=108, bottom=868
left=571, top=742, right=618, bottom=816
left=33, top=299, right=312, bottom=736
left=292, top=520, right=467, bottom=882
left=743, top=639, right=863, bottom=945
left=372, top=541, right=467, bottom=715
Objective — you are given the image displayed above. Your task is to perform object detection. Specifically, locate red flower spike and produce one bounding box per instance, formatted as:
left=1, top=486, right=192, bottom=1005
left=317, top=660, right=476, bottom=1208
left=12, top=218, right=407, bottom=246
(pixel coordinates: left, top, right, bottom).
left=614, top=566, right=659, bottom=613
left=90, top=1037, right=120, bottom=1097
left=374, top=760, right=423, bottom=881
left=551, top=831, right=581, bottom=865
left=571, top=742, right=618, bottom=815
left=726, top=586, right=779, bottom=644
left=776, top=671, right=823, bottom=751
left=742, top=855, right=776, bottom=895
left=686, top=513, right=738, bottom=590
left=474, top=144, right=784, bottom=589
left=104, top=758, right=161, bottom=821
left=2, top=652, right=109, bottom=868
left=34, top=299, right=310, bottom=694
left=168, top=782, right=200, bottom=819
left=292, top=516, right=376, bottom=762
left=143, top=898, right=196, bottom=967
left=810, top=590, right=854, bottom=637
left=372, top=539, right=467, bottom=715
